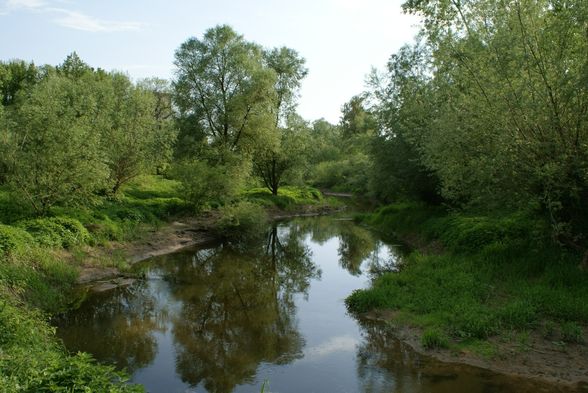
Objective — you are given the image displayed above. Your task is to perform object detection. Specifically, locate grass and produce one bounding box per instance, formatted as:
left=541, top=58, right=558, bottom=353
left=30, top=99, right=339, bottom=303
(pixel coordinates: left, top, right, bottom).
left=347, top=203, right=588, bottom=351
left=241, top=186, right=326, bottom=209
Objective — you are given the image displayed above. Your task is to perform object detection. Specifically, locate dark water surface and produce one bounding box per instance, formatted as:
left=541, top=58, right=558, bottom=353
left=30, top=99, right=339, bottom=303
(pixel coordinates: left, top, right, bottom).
left=56, top=216, right=571, bottom=393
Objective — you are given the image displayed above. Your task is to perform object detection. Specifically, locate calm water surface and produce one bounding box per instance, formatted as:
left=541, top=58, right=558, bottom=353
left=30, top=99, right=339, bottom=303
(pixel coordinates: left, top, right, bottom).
left=56, top=216, right=572, bottom=393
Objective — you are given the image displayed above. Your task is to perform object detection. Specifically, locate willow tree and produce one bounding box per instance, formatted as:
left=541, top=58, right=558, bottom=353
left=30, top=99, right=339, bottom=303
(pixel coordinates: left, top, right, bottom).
left=173, top=25, right=276, bottom=159
left=373, top=0, right=588, bottom=245
left=5, top=73, right=109, bottom=214
left=252, top=47, right=308, bottom=195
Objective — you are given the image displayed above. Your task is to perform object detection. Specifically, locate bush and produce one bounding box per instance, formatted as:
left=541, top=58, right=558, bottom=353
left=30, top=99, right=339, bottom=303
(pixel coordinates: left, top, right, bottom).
left=17, top=217, right=90, bottom=249
left=561, top=321, right=584, bottom=343
left=171, top=159, right=247, bottom=209
left=0, top=300, right=143, bottom=392
left=0, top=225, right=34, bottom=255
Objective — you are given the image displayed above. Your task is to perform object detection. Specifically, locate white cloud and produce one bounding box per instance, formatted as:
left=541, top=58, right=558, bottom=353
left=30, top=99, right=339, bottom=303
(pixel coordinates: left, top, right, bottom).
left=302, top=336, right=358, bottom=361
left=52, top=9, right=144, bottom=32
left=1, top=0, right=144, bottom=32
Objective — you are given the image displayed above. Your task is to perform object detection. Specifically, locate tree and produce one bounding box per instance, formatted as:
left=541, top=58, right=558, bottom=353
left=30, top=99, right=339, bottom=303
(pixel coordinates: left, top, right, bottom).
left=340, top=94, right=376, bottom=139
left=138, top=77, right=178, bottom=174
left=173, top=25, right=276, bottom=157
left=253, top=48, right=308, bottom=195
left=103, top=73, right=160, bottom=195
left=5, top=74, right=108, bottom=214
left=0, top=60, right=40, bottom=106
left=369, top=0, right=588, bottom=244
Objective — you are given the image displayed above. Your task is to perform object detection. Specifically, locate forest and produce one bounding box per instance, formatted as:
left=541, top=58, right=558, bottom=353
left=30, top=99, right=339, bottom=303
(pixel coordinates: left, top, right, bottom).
left=1, top=0, right=588, bottom=391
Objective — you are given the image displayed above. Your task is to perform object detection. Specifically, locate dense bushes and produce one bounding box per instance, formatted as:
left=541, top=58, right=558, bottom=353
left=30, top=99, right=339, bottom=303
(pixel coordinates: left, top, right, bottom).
left=17, top=217, right=90, bottom=249
left=216, top=201, right=268, bottom=238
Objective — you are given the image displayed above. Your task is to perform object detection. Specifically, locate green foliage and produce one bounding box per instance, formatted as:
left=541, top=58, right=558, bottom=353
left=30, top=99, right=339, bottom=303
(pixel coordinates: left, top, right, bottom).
left=5, top=73, right=109, bottom=214
left=242, top=186, right=323, bottom=209
left=368, top=0, right=588, bottom=243
left=560, top=322, right=584, bottom=344
left=0, top=224, right=33, bottom=255
left=171, top=159, right=247, bottom=209
left=174, top=25, right=276, bottom=154
left=421, top=328, right=449, bottom=350
left=0, top=300, right=143, bottom=392
left=17, top=217, right=89, bottom=249
left=216, top=201, right=268, bottom=238
left=349, top=204, right=588, bottom=346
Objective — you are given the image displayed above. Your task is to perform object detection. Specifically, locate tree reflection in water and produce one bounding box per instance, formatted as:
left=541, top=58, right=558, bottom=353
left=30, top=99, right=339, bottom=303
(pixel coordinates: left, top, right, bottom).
left=54, top=281, right=164, bottom=373
left=160, top=223, right=319, bottom=392
left=289, top=217, right=402, bottom=276
left=56, top=218, right=406, bottom=393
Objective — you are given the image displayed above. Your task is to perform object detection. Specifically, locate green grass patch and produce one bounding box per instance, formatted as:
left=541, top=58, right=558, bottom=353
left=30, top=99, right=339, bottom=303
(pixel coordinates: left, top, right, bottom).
left=421, top=328, right=449, bottom=349
left=241, top=186, right=324, bottom=210
left=348, top=203, right=588, bottom=351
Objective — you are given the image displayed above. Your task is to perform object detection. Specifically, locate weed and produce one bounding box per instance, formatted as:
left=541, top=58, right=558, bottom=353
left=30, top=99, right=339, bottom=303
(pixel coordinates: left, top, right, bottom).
left=421, top=328, right=449, bottom=349
left=561, top=322, right=584, bottom=344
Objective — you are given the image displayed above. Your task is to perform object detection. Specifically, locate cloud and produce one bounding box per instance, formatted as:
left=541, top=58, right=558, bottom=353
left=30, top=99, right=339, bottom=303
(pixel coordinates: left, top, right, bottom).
left=51, top=9, right=144, bottom=32
left=302, top=336, right=358, bottom=362
left=1, top=0, right=144, bottom=32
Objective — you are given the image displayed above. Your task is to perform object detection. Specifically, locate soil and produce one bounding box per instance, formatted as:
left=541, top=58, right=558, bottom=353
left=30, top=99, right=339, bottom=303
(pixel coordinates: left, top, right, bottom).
left=363, top=309, right=588, bottom=390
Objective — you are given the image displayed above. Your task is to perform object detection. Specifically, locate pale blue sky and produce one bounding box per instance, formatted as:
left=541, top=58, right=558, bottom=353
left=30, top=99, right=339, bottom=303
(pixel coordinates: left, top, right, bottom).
left=0, top=0, right=419, bottom=123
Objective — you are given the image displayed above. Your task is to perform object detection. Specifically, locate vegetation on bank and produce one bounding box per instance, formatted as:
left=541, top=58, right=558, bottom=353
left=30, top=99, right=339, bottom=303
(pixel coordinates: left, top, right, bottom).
left=347, top=204, right=588, bottom=354
left=0, top=171, right=330, bottom=391
left=2, top=0, right=588, bottom=388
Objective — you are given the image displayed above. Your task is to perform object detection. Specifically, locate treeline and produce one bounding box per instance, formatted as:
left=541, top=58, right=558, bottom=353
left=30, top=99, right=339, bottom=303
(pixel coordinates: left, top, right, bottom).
left=0, top=54, right=176, bottom=215
left=0, top=25, right=366, bottom=220
left=353, top=0, right=588, bottom=252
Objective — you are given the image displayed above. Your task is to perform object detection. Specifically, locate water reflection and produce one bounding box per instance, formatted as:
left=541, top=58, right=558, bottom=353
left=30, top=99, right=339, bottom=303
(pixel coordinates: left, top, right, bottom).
left=55, top=217, right=567, bottom=393
left=168, top=225, right=319, bottom=392
left=290, top=216, right=401, bottom=276
left=355, top=321, right=578, bottom=393
left=57, top=221, right=328, bottom=392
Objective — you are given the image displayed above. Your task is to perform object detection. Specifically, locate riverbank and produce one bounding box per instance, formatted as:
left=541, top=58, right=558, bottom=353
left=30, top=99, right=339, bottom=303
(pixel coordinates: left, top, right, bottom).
left=75, top=202, right=344, bottom=289
left=347, top=203, right=588, bottom=388
left=0, top=175, right=343, bottom=391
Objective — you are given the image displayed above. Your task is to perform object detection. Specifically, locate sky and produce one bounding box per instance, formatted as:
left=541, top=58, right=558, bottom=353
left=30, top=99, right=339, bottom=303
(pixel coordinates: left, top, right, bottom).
left=0, top=0, right=420, bottom=123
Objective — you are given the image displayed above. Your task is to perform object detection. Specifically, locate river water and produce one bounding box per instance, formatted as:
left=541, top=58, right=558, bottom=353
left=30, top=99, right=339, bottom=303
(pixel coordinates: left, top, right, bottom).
left=56, top=216, right=570, bottom=393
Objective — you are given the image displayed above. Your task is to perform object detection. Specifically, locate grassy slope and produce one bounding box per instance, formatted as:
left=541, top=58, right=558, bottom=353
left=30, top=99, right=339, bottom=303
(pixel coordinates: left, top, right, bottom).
left=347, top=203, right=588, bottom=352
left=0, top=177, right=330, bottom=391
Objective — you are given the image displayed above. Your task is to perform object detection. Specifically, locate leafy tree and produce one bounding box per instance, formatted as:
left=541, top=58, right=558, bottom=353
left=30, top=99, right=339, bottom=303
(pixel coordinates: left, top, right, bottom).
left=173, top=25, right=276, bottom=157
left=5, top=74, right=108, bottom=214
left=340, top=94, right=376, bottom=139
left=138, top=77, right=178, bottom=174
left=253, top=48, right=308, bottom=195
left=57, top=52, right=93, bottom=79
left=0, top=60, right=40, bottom=106
left=103, top=73, right=160, bottom=195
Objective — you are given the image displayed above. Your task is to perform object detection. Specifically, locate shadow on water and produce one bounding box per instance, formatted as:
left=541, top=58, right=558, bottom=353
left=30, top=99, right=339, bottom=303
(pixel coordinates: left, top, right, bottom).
left=55, top=216, right=577, bottom=393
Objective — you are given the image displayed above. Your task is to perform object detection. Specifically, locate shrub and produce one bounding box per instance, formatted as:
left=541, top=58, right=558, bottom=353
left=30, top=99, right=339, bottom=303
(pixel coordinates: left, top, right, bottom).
left=17, top=217, right=90, bottom=249
left=171, top=159, right=247, bottom=209
left=0, top=225, right=34, bottom=255
left=561, top=321, right=584, bottom=343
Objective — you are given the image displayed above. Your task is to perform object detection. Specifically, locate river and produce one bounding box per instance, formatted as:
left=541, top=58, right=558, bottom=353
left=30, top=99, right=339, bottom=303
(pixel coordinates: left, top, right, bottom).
left=55, top=216, right=568, bottom=392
